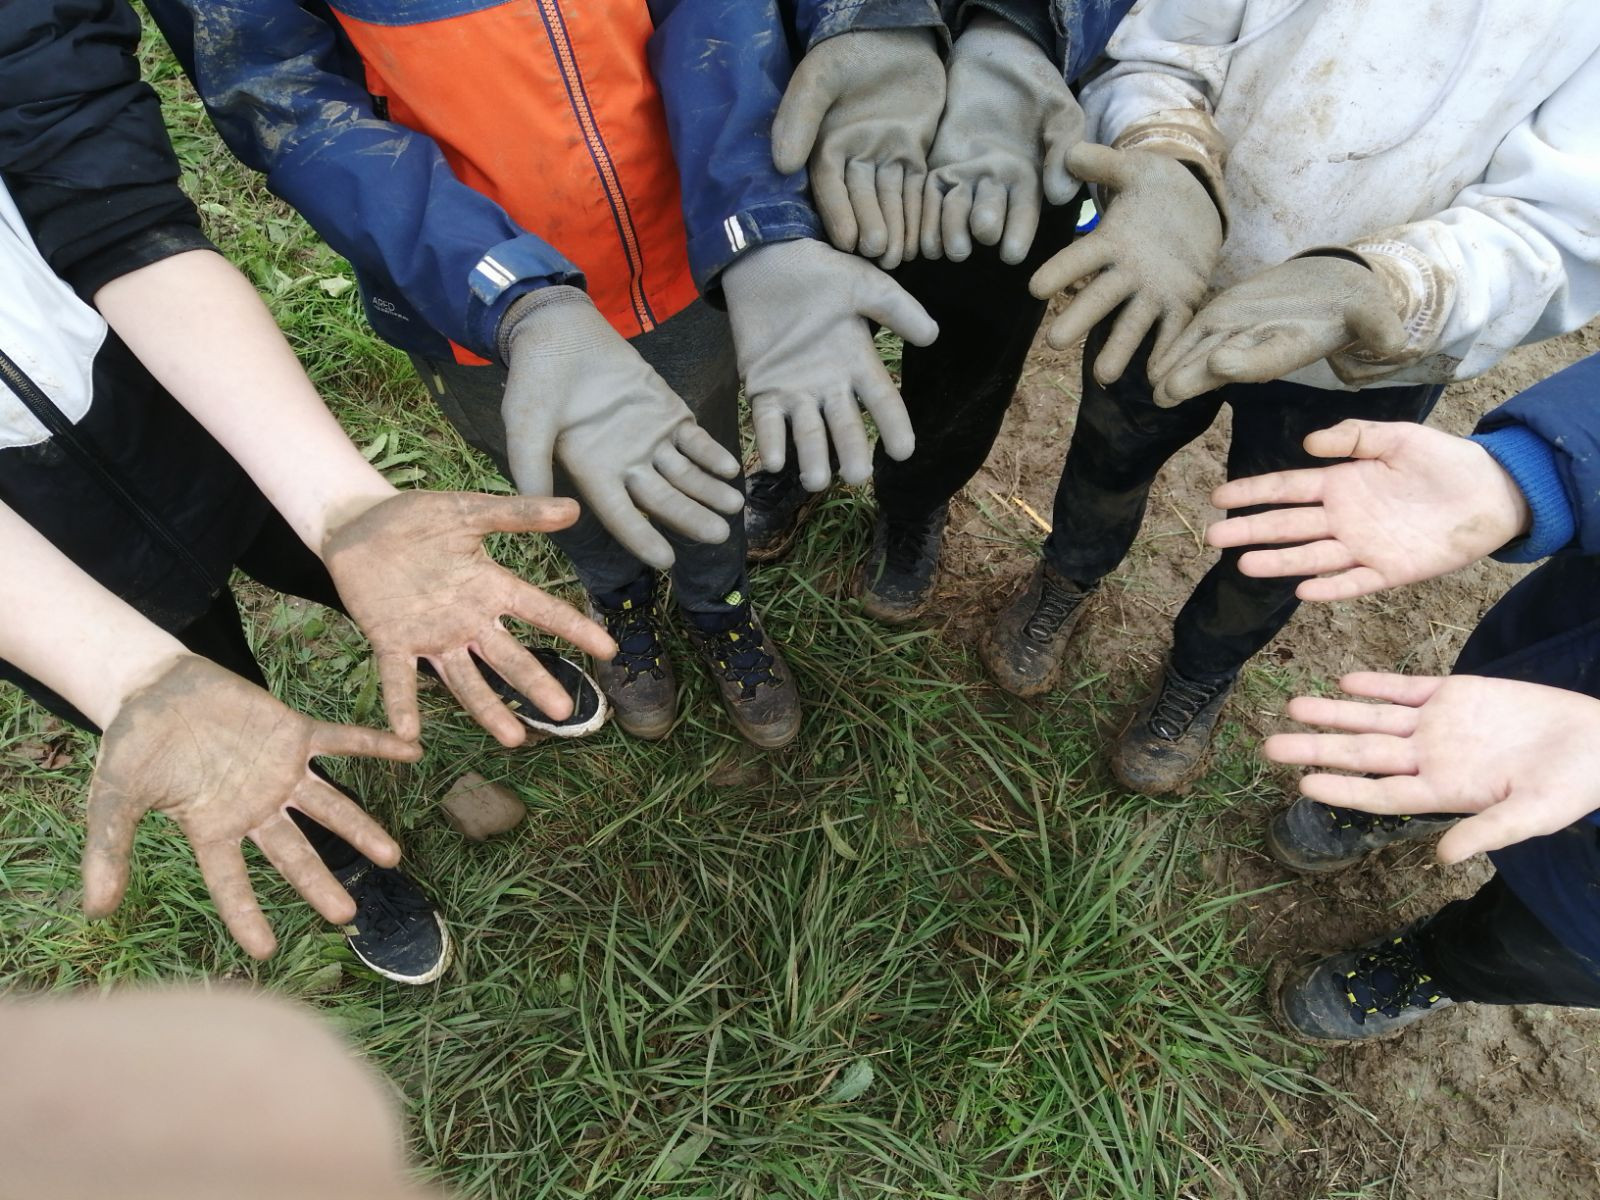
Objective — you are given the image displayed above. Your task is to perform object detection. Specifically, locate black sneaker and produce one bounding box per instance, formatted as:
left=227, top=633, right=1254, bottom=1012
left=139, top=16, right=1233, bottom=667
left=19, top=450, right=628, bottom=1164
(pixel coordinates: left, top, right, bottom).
left=477, top=646, right=608, bottom=739
left=333, top=858, right=452, bottom=986
left=1112, top=660, right=1236, bottom=795
left=685, top=590, right=801, bottom=749
left=1278, top=928, right=1455, bottom=1043
left=589, top=574, right=677, bottom=741
left=980, top=562, right=1096, bottom=696
left=745, top=460, right=826, bottom=564
left=1267, top=795, right=1458, bottom=874
left=854, top=503, right=948, bottom=624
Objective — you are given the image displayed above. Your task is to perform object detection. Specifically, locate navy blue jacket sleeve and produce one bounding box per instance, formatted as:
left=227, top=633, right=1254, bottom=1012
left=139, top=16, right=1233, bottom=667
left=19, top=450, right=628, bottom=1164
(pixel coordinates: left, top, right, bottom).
left=1054, top=0, right=1138, bottom=83
left=1471, top=352, right=1600, bottom=559
left=790, top=0, right=947, bottom=49
left=0, top=0, right=214, bottom=298
left=143, top=0, right=583, bottom=361
left=648, top=0, right=824, bottom=293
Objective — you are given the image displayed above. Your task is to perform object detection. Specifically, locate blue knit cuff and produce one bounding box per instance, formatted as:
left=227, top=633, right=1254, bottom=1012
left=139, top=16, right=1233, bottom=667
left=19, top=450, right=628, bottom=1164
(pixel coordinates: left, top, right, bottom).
left=1469, top=426, right=1577, bottom=563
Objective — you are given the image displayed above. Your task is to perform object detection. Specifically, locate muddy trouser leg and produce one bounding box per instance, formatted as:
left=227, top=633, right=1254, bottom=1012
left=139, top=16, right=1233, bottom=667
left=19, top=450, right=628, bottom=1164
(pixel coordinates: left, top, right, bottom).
left=1040, top=320, right=1225, bottom=588
left=1414, top=554, right=1600, bottom=1006
left=410, top=298, right=747, bottom=614
left=872, top=197, right=1084, bottom=524
left=1164, top=380, right=1444, bottom=682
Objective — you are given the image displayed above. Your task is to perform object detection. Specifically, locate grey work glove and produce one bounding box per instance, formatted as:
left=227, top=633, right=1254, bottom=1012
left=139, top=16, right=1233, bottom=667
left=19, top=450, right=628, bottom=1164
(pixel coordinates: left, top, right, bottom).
left=772, top=29, right=946, bottom=271
left=499, top=286, right=744, bottom=570
left=1029, top=141, right=1224, bottom=386
left=1149, top=255, right=1409, bottom=406
left=921, top=14, right=1083, bottom=267
left=721, top=238, right=940, bottom=492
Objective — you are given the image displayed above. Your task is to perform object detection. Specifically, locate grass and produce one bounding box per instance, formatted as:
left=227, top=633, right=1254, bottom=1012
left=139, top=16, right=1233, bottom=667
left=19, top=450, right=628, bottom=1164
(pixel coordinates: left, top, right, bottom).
left=0, top=27, right=1326, bottom=1200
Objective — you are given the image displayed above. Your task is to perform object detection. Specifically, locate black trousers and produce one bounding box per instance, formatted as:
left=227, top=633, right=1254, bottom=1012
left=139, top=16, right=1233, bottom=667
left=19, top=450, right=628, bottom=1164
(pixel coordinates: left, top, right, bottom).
left=0, top=508, right=361, bottom=869
left=1045, top=324, right=1443, bottom=680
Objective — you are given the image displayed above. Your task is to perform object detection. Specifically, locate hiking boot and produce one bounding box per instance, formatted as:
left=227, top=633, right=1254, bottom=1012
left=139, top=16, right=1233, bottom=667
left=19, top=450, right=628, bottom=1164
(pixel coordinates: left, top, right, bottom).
left=745, top=461, right=825, bottom=564
left=1112, top=660, right=1236, bottom=794
left=854, top=503, right=948, bottom=623
left=589, top=575, right=677, bottom=741
left=1277, top=927, right=1455, bottom=1043
left=1267, top=796, right=1459, bottom=874
left=980, top=562, right=1096, bottom=696
left=685, top=590, right=801, bottom=749
left=333, top=858, right=452, bottom=986
left=478, top=647, right=607, bottom=739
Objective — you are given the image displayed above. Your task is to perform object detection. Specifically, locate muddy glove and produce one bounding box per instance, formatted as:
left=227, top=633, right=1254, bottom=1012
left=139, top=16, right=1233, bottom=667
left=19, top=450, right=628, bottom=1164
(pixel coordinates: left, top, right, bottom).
left=772, top=29, right=946, bottom=271
left=322, top=490, right=619, bottom=747
left=82, top=656, right=419, bottom=960
left=922, top=13, right=1083, bottom=266
left=722, top=238, right=939, bottom=492
left=1029, top=141, right=1224, bottom=385
left=1150, top=255, right=1409, bottom=406
left=499, top=286, right=744, bottom=570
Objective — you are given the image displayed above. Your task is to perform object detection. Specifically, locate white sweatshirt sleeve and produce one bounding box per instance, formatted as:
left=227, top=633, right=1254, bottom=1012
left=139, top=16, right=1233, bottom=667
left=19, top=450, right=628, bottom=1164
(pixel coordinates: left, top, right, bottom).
left=1338, top=48, right=1600, bottom=385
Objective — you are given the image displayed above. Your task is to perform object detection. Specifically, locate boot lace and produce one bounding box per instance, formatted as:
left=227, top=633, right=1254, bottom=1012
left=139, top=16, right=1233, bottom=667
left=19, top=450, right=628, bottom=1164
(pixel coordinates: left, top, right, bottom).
left=352, top=867, right=433, bottom=941
left=1149, top=670, right=1230, bottom=740
left=599, top=598, right=666, bottom=685
left=700, top=606, right=779, bottom=700
left=882, top=515, right=938, bottom=578
left=1022, top=574, right=1087, bottom=643
left=1324, top=803, right=1416, bottom=836
left=1343, top=935, right=1449, bottom=1022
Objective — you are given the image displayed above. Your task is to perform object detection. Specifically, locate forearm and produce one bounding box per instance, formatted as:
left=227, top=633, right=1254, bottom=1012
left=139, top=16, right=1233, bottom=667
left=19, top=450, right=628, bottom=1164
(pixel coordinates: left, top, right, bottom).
left=93, top=250, right=395, bottom=552
left=0, top=503, right=188, bottom=731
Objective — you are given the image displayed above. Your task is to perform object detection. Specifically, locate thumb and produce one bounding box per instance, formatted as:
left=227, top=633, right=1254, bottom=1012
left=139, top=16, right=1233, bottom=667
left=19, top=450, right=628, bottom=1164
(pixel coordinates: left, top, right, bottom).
left=858, top=268, right=939, bottom=346
left=81, top=774, right=142, bottom=919
left=1348, top=300, right=1409, bottom=361
left=458, top=492, right=582, bottom=534
left=771, top=64, right=833, bottom=174
left=1436, top=794, right=1547, bottom=865
left=1064, top=141, right=1130, bottom=190
left=1301, top=418, right=1403, bottom=463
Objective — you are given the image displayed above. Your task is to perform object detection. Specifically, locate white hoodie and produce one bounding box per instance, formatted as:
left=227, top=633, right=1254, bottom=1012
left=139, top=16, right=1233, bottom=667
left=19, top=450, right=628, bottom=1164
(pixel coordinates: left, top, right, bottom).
left=1080, top=0, right=1600, bottom=389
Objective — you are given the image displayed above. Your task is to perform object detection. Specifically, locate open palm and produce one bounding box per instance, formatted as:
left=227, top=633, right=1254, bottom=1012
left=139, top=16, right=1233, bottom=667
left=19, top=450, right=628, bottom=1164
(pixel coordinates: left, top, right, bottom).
left=1205, top=420, right=1530, bottom=601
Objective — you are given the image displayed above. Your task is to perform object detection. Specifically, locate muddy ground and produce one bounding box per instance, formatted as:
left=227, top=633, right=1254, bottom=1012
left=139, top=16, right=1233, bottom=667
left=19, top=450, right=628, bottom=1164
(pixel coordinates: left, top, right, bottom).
left=927, top=316, right=1600, bottom=1198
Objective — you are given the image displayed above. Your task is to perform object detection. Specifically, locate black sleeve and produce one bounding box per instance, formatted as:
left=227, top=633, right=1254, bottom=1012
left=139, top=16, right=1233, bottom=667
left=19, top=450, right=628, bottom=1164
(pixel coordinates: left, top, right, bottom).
left=955, top=0, right=1061, bottom=60
left=0, top=0, right=215, bottom=299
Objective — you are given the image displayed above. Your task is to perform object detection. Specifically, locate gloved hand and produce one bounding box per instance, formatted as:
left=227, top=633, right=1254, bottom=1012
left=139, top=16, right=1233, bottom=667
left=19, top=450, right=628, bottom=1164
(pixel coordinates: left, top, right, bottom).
left=82, top=655, right=419, bottom=959
left=772, top=29, right=946, bottom=271
left=499, top=286, right=744, bottom=570
left=1149, top=255, right=1409, bottom=406
left=322, top=490, right=619, bottom=746
left=1029, top=142, right=1223, bottom=385
left=721, top=238, right=939, bottom=492
left=921, top=13, right=1083, bottom=266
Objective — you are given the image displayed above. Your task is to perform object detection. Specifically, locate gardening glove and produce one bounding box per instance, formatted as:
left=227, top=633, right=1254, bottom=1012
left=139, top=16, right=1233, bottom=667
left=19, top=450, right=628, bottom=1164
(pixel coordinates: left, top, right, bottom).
left=721, top=238, right=939, bottom=492
left=322, top=490, right=619, bottom=747
left=772, top=28, right=946, bottom=271
left=921, top=13, right=1083, bottom=266
left=499, top=286, right=744, bottom=570
left=1266, top=673, right=1600, bottom=864
left=82, top=655, right=420, bottom=960
left=1150, top=255, right=1409, bottom=406
left=1030, top=141, right=1224, bottom=385
left=1206, top=420, right=1531, bottom=602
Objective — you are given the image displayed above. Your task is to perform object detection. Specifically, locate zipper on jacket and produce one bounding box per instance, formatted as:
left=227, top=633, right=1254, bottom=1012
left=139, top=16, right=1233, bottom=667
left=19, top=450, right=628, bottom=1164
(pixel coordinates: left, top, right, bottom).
left=534, top=0, right=657, bottom=333
left=0, top=343, right=216, bottom=588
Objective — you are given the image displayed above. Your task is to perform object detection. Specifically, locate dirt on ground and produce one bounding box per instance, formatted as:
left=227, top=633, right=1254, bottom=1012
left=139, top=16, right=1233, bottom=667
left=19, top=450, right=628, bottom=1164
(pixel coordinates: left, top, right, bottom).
left=927, top=315, right=1600, bottom=1199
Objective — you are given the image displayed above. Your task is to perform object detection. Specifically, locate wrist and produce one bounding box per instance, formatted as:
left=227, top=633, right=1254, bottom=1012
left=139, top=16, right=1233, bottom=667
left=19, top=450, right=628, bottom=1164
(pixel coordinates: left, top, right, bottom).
left=96, top=643, right=194, bottom=733
left=317, top=483, right=403, bottom=560
left=496, top=284, right=597, bottom=361
left=1469, top=427, right=1571, bottom=561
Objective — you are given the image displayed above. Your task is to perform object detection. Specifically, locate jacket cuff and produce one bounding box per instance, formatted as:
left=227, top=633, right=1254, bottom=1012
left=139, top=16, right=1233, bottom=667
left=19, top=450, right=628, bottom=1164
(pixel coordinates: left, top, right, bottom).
left=1111, top=112, right=1229, bottom=234
left=957, top=0, right=1060, bottom=60
left=77, top=222, right=219, bottom=300
left=804, top=0, right=948, bottom=50
left=1469, top=425, right=1577, bottom=562
left=466, top=235, right=586, bottom=364
left=1322, top=236, right=1456, bottom=386
left=688, top=202, right=826, bottom=296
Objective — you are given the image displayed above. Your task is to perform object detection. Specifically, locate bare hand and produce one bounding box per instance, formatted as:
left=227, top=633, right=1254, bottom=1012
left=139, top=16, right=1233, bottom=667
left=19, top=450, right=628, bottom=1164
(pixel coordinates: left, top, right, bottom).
left=84, top=656, right=420, bottom=958
left=323, top=491, right=618, bottom=746
left=1265, top=672, right=1600, bottom=864
left=1206, top=420, right=1530, bottom=601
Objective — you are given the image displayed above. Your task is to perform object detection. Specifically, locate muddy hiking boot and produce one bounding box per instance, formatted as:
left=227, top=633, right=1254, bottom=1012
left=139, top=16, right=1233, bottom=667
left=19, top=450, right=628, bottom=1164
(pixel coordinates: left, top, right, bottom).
left=744, top=462, right=826, bottom=564
left=1278, top=927, right=1455, bottom=1043
left=588, top=574, right=677, bottom=741
left=1112, top=660, right=1236, bottom=795
left=686, top=590, right=801, bottom=750
left=333, top=858, right=452, bottom=986
left=981, top=562, right=1097, bottom=696
left=1268, top=795, right=1459, bottom=874
left=855, top=503, right=948, bottom=624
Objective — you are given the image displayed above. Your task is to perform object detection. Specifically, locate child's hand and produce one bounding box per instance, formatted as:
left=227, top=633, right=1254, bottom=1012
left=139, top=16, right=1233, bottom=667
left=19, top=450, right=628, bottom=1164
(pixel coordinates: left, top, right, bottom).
left=1266, top=673, right=1600, bottom=863
left=1205, top=420, right=1531, bottom=600
left=322, top=490, right=618, bottom=746
left=83, top=656, right=418, bottom=958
